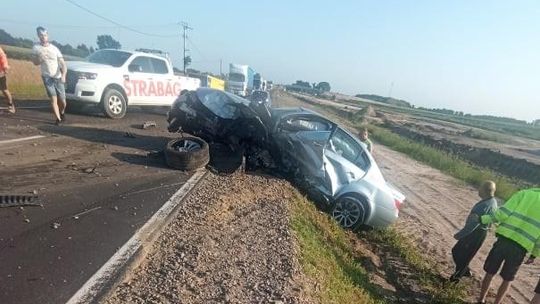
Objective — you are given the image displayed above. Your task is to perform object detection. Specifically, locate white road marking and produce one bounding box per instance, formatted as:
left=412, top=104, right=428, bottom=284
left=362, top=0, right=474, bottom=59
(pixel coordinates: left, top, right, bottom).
left=66, top=169, right=207, bottom=304
left=0, top=135, right=45, bottom=145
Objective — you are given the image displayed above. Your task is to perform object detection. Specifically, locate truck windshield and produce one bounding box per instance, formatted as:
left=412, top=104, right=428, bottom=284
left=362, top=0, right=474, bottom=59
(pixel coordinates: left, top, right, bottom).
left=87, top=50, right=132, bottom=67
left=229, top=73, right=245, bottom=82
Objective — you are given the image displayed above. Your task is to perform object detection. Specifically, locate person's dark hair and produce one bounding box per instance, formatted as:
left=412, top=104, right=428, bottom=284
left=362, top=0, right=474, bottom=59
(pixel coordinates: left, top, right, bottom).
left=36, top=26, right=47, bottom=34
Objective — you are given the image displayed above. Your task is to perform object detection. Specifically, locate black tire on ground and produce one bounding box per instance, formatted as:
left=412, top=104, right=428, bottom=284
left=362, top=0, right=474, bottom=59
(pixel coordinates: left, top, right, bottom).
left=164, top=136, right=210, bottom=171
left=331, top=194, right=369, bottom=230
left=101, top=88, right=127, bottom=119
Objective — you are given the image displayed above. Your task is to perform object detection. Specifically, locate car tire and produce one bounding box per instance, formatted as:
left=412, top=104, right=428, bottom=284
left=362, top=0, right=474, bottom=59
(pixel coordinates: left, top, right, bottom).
left=164, top=136, right=209, bottom=171
left=102, top=88, right=127, bottom=119
left=331, top=195, right=369, bottom=230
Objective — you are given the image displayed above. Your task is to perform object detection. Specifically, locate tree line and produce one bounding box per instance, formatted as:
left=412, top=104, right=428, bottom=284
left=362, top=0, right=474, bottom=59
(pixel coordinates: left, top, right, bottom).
left=0, top=28, right=122, bottom=58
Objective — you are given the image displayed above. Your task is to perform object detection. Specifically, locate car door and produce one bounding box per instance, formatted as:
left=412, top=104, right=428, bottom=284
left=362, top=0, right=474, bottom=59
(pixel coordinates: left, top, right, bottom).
left=325, top=127, right=370, bottom=194
left=273, top=114, right=336, bottom=191
left=149, top=57, right=174, bottom=105
left=126, top=56, right=154, bottom=104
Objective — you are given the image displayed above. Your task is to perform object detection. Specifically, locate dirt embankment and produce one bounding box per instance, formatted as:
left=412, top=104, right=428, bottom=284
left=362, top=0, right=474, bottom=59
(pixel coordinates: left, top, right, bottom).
left=106, top=172, right=309, bottom=304
left=385, top=122, right=540, bottom=185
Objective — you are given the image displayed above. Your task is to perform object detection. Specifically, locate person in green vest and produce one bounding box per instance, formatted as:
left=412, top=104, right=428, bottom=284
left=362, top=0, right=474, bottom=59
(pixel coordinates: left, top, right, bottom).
left=477, top=188, right=540, bottom=304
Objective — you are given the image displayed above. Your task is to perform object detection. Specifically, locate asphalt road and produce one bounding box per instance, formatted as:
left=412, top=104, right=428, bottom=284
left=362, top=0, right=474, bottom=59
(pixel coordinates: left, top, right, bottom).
left=0, top=102, right=193, bottom=304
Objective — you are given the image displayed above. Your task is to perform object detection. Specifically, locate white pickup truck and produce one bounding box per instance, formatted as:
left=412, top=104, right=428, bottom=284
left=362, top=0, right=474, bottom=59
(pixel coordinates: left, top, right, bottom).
left=66, top=49, right=200, bottom=118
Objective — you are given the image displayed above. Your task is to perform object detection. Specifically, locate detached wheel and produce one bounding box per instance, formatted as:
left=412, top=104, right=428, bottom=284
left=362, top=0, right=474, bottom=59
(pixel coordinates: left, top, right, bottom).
left=332, top=195, right=368, bottom=230
left=102, top=88, right=127, bottom=119
left=164, top=136, right=209, bottom=171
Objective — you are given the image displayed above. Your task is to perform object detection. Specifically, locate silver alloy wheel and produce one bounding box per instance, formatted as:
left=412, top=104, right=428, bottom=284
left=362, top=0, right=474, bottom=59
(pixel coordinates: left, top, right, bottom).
left=175, top=139, right=202, bottom=152
left=108, top=95, right=123, bottom=115
left=332, top=197, right=363, bottom=228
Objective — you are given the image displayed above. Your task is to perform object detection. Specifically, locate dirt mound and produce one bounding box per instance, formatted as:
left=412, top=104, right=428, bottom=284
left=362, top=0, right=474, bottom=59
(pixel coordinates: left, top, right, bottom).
left=106, top=172, right=308, bottom=304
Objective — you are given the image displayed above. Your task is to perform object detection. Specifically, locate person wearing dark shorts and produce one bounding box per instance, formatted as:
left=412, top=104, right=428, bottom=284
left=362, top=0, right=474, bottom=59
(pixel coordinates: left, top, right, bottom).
left=0, top=46, right=15, bottom=113
left=477, top=188, right=540, bottom=304
left=450, top=181, right=498, bottom=282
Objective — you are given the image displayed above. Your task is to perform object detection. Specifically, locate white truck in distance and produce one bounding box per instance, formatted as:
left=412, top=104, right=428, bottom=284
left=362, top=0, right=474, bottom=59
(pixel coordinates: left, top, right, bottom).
left=65, top=49, right=200, bottom=119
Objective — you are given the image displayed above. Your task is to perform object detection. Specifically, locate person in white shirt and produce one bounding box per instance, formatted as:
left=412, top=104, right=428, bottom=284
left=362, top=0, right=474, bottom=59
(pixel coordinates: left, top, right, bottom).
left=32, top=26, right=67, bottom=125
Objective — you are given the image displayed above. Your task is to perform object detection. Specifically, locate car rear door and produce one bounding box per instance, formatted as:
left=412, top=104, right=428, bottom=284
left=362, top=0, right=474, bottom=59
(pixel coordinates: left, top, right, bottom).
left=149, top=57, right=175, bottom=105
left=126, top=56, right=154, bottom=104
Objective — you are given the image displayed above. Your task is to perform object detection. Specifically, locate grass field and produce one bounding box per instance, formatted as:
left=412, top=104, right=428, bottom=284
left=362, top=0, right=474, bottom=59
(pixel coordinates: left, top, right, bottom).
left=3, top=58, right=47, bottom=100
left=339, top=96, right=540, bottom=141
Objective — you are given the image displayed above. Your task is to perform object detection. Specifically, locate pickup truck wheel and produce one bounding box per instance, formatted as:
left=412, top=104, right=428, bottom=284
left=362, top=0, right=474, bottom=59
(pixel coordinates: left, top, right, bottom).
left=332, top=195, right=368, bottom=230
left=164, top=136, right=210, bottom=171
left=102, top=89, right=127, bottom=119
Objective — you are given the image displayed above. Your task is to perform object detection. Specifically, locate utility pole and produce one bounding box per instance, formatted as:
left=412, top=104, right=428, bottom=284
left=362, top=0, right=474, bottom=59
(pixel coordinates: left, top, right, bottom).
left=180, top=21, right=192, bottom=75
left=220, top=59, right=223, bottom=76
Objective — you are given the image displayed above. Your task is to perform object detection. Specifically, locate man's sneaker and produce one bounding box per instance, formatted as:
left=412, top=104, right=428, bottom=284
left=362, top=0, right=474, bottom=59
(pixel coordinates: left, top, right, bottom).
left=8, top=105, right=15, bottom=114
left=55, top=119, right=62, bottom=126
left=60, top=112, right=66, bottom=121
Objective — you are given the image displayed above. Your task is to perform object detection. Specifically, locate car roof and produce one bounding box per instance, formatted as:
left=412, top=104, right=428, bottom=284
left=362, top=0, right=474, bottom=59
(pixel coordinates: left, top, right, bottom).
left=95, top=49, right=168, bottom=61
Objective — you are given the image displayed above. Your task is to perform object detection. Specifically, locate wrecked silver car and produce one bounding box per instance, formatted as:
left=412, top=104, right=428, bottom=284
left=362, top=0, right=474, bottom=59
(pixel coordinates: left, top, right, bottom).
left=167, top=88, right=405, bottom=229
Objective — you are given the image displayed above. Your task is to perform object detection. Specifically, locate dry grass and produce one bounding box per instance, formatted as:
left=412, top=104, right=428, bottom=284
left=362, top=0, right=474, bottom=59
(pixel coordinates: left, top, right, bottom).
left=4, top=59, right=47, bottom=100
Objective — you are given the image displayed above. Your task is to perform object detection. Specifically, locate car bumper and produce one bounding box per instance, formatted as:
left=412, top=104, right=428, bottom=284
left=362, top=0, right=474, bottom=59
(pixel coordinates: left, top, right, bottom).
left=65, top=81, right=102, bottom=104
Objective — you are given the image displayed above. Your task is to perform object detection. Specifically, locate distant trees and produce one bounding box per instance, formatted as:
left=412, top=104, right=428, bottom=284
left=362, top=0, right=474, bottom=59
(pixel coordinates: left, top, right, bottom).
left=97, top=35, right=121, bottom=50
left=295, top=80, right=312, bottom=88
left=316, top=82, right=331, bottom=92
left=0, top=28, right=96, bottom=58
left=533, top=119, right=540, bottom=126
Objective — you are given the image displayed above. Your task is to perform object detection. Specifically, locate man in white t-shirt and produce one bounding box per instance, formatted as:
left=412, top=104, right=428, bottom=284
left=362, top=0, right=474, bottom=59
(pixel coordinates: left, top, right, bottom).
left=32, top=26, right=67, bottom=125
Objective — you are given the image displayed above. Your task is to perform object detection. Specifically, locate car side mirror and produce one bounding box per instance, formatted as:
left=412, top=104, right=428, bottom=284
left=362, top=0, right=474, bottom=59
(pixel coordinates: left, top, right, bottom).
left=128, top=64, right=142, bottom=72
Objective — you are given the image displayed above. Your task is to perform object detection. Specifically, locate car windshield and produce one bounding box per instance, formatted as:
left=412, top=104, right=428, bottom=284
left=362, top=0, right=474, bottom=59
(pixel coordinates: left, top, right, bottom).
left=197, top=89, right=250, bottom=119
left=87, top=50, right=132, bottom=67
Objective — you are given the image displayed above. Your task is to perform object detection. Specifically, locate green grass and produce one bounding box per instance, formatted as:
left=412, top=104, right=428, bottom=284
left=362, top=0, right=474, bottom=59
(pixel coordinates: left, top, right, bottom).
left=290, top=192, right=468, bottom=303
left=367, top=125, right=519, bottom=200
left=290, top=192, right=382, bottom=304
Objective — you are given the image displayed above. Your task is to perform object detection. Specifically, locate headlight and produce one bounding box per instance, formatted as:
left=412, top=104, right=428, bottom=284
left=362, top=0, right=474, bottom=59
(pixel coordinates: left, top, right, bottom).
left=77, top=72, right=98, bottom=80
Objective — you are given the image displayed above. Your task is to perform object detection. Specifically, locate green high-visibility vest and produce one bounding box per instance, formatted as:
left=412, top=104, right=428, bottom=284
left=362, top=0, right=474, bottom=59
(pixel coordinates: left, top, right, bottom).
left=481, top=188, right=540, bottom=256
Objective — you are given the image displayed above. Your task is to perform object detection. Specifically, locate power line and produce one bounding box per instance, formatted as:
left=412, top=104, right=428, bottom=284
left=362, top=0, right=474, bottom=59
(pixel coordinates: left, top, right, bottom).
left=64, top=0, right=177, bottom=37
left=0, top=18, right=177, bottom=30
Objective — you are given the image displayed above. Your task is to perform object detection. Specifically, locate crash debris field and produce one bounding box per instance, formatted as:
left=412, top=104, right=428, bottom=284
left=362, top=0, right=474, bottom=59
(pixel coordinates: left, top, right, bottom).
left=1, top=91, right=539, bottom=304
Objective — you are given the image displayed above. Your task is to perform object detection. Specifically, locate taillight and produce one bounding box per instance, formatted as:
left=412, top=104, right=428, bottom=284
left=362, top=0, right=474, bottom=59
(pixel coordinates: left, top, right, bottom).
left=394, top=199, right=403, bottom=211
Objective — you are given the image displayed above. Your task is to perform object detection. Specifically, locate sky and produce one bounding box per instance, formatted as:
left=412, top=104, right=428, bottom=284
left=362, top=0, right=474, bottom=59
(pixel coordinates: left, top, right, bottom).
left=2, top=0, right=539, bottom=122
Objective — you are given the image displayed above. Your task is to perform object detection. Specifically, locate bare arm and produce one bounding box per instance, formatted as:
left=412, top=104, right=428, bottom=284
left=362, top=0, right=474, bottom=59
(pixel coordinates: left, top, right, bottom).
left=59, top=57, right=67, bottom=82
